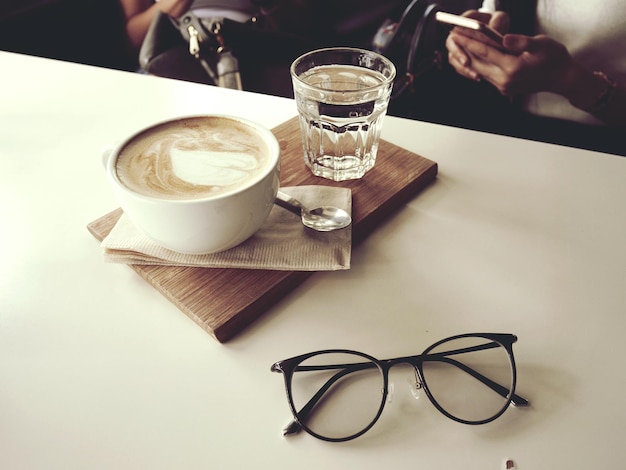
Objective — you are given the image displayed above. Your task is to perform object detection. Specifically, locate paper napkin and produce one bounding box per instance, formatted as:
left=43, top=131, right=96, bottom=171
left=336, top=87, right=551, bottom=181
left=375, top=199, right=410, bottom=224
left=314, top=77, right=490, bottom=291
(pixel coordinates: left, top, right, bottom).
left=100, top=185, right=351, bottom=271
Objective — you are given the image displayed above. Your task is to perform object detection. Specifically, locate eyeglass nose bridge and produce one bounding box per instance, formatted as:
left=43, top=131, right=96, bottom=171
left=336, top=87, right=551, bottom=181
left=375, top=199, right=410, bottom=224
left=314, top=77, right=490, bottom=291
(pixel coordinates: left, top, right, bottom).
left=383, top=361, right=425, bottom=403
left=409, top=365, right=424, bottom=399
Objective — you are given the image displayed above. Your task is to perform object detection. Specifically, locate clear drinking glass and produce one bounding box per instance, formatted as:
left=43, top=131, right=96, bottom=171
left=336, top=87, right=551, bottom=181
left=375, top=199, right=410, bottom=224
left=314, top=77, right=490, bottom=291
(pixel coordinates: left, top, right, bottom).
left=290, top=47, right=396, bottom=181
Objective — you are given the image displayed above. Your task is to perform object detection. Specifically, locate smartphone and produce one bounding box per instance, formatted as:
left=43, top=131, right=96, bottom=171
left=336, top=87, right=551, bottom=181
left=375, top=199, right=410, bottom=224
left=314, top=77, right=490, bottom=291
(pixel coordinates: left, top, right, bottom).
left=435, top=11, right=504, bottom=46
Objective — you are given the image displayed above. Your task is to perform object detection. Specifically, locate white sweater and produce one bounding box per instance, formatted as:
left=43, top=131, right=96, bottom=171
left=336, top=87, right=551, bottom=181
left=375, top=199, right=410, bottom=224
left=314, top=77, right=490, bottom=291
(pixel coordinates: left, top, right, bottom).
left=524, top=0, right=626, bottom=124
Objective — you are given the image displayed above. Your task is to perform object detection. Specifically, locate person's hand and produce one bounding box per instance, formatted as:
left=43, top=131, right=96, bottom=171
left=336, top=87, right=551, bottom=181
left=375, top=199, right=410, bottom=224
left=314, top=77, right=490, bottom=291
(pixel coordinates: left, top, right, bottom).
left=450, top=31, right=578, bottom=97
left=445, top=10, right=510, bottom=81
left=156, top=0, right=193, bottom=18
left=443, top=10, right=626, bottom=126
left=445, top=10, right=578, bottom=98
left=121, top=0, right=193, bottom=48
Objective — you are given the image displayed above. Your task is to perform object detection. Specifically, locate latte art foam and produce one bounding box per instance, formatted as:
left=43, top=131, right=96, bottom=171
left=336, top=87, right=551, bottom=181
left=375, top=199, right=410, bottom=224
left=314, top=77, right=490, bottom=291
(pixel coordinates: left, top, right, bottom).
left=115, top=117, right=271, bottom=200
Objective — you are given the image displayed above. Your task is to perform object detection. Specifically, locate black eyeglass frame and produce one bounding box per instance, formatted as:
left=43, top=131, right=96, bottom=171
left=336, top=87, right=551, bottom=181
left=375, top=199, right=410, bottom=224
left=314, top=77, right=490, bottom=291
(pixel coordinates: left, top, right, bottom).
left=271, top=333, right=529, bottom=442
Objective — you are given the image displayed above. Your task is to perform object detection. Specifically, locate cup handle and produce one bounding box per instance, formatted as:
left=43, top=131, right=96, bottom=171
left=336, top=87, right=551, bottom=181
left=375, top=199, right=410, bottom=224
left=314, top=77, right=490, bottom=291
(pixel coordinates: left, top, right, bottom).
left=101, top=144, right=115, bottom=169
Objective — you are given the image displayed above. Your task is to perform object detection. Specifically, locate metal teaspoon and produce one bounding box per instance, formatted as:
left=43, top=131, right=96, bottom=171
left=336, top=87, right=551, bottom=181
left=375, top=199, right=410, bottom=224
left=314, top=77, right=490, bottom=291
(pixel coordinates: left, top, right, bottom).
left=275, top=190, right=352, bottom=232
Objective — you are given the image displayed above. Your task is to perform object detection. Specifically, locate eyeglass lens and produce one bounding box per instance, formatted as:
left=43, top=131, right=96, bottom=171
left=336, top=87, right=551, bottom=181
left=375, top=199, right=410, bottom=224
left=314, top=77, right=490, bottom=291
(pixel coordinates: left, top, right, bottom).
left=421, top=336, right=514, bottom=424
left=290, top=352, right=385, bottom=441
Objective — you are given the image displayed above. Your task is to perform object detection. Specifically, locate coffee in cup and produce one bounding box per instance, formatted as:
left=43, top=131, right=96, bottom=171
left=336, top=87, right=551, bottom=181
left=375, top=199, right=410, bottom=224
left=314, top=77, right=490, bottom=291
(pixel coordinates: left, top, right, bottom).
left=103, top=115, right=281, bottom=254
left=115, top=116, right=274, bottom=200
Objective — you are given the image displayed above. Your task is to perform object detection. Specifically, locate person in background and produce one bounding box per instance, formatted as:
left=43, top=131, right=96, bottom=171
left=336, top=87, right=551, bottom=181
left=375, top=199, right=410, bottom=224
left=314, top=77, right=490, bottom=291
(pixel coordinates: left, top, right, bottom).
left=120, top=0, right=194, bottom=50
left=445, top=0, right=626, bottom=136
left=120, top=0, right=270, bottom=51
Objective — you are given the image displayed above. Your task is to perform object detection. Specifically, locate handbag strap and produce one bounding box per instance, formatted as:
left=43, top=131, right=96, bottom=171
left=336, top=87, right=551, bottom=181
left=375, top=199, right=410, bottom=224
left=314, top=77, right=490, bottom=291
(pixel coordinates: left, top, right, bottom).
left=401, top=2, right=442, bottom=96
left=375, top=0, right=446, bottom=100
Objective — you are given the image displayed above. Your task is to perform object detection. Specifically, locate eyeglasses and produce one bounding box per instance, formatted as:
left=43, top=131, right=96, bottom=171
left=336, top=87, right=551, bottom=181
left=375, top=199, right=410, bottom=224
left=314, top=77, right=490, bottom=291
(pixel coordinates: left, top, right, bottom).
left=271, top=333, right=529, bottom=442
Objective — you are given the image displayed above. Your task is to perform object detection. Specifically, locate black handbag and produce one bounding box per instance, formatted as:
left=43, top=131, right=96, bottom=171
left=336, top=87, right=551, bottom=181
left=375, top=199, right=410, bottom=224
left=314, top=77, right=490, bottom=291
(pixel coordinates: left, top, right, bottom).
left=139, top=9, right=321, bottom=97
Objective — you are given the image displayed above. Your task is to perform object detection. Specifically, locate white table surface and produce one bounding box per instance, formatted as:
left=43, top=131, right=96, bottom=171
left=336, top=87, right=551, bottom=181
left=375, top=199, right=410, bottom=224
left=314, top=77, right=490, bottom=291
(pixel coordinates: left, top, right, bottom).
left=1, top=51, right=625, bottom=470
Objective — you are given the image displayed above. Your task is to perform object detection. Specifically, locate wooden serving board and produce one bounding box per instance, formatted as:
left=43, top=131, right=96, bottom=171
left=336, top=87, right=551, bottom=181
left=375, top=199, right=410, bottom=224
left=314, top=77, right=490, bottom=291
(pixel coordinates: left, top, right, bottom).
left=88, top=117, right=438, bottom=342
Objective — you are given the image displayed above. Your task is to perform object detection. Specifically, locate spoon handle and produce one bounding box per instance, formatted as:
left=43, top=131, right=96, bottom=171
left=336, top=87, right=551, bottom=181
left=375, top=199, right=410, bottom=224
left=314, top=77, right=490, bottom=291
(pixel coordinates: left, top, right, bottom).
left=275, top=190, right=304, bottom=216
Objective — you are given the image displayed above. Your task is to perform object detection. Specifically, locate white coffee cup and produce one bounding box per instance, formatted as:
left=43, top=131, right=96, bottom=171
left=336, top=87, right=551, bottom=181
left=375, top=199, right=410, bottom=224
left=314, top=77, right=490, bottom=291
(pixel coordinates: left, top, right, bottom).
left=102, top=115, right=280, bottom=254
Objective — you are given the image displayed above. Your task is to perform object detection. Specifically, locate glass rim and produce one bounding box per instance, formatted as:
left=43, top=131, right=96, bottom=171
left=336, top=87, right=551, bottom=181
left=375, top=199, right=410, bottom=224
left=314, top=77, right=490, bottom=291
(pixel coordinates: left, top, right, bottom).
left=289, top=46, right=397, bottom=92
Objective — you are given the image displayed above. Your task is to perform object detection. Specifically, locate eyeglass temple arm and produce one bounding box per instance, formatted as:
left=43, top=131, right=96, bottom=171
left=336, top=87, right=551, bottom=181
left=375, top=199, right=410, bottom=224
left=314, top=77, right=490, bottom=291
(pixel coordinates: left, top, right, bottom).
left=281, top=362, right=372, bottom=436
left=427, top=356, right=529, bottom=407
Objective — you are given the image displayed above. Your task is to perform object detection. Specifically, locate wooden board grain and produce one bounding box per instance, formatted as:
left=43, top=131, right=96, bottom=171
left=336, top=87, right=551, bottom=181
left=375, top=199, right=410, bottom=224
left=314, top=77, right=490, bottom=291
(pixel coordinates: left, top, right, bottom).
left=88, top=117, right=438, bottom=342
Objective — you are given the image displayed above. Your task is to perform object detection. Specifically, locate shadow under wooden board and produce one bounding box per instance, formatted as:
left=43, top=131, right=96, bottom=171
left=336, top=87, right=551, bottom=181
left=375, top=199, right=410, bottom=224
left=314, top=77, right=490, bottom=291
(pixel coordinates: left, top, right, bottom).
left=88, top=116, right=438, bottom=342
